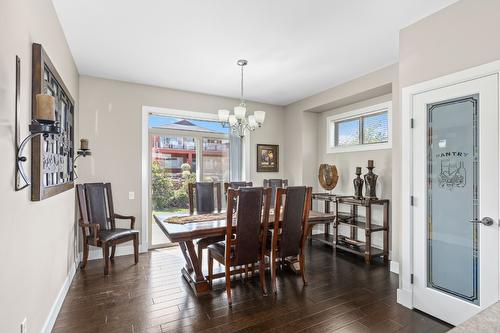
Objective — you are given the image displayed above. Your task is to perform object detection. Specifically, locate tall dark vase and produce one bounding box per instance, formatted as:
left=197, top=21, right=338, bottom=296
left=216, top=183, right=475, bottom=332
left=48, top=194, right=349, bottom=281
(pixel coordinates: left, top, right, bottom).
left=364, top=160, right=378, bottom=200
left=353, top=167, right=364, bottom=199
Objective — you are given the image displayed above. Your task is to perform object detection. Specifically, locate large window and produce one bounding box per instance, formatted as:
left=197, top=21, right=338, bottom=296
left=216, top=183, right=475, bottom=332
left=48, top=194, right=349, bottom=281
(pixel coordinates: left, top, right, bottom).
left=327, top=101, right=391, bottom=153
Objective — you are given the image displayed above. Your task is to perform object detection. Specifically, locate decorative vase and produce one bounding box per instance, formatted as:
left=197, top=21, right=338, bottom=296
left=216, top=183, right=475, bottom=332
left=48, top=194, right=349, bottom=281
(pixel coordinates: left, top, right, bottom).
left=353, top=167, right=364, bottom=199
left=364, top=160, right=378, bottom=200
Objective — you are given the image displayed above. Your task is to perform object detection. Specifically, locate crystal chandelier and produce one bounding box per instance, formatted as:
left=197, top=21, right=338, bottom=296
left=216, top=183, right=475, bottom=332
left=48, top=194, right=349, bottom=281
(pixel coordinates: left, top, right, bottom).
left=218, top=59, right=265, bottom=137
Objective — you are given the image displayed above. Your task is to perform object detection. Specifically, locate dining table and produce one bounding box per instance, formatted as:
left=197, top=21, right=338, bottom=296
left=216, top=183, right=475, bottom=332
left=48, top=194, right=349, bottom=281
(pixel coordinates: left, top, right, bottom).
left=153, top=210, right=336, bottom=295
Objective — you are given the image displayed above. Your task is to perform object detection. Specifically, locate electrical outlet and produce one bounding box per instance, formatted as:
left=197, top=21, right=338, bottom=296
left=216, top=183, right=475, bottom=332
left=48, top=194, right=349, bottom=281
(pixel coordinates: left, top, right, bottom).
left=128, top=191, right=135, bottom=200
left=20, top=318, right=27, bottom=333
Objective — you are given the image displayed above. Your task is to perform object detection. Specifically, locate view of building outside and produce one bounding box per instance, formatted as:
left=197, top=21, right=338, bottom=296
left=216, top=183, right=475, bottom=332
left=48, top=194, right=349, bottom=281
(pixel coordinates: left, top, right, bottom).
left=149, top=116, right=230, bottom=246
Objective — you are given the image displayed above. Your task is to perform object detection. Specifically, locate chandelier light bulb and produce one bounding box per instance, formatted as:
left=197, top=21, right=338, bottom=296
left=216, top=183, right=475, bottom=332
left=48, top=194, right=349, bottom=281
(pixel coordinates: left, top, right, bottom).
left=218, top=109, right=230, bottom=122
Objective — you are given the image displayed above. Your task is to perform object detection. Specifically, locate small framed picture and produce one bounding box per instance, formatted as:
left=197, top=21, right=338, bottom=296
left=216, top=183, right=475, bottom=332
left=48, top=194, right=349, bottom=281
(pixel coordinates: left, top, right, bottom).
left=257, top=144, right=279, bottom=172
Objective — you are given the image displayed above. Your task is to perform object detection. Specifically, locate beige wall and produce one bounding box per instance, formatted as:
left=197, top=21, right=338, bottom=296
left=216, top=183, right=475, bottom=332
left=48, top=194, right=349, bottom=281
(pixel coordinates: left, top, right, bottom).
left=399, top=0, right=500, bottom=88
left=317, top=94, right=393, bottom=248
left=0, top=0, right=79, bottom=332
left=284, top=64, right=398, bottom=255
left=78, top=76, right=285, bottom=248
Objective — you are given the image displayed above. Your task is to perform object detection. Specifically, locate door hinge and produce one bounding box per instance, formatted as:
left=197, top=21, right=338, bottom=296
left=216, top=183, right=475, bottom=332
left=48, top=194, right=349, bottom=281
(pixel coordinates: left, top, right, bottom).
left=410, top=274, right=414, bottom=284
left=410, top=196, right=414, bottom=206
left=410, top=118, right=414, bottom=128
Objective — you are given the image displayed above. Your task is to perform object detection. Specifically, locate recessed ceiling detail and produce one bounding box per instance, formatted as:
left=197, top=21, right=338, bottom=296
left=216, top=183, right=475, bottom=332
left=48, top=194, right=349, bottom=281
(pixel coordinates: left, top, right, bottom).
left=52, top=0, right=457, bottom=105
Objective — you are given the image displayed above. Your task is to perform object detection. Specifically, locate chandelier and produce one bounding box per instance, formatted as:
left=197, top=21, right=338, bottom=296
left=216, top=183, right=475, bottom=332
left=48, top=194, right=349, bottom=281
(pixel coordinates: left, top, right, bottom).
left=218, top=59, right=265, bottom=137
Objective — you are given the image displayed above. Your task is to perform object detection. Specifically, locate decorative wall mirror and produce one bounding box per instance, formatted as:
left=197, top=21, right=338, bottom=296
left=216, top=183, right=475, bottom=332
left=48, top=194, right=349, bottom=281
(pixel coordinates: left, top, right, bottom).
left=31, top=43, right=75, bottom=200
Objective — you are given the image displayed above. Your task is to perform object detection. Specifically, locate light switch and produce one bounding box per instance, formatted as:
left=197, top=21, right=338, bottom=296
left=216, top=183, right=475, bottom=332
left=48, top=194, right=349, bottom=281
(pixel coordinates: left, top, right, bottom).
left=128, top=191, right=135, bottom=200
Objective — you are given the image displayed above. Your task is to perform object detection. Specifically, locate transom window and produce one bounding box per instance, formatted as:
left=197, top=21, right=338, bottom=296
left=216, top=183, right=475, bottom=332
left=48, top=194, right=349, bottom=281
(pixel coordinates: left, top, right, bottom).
left=327, top=101, right=392, bottom=153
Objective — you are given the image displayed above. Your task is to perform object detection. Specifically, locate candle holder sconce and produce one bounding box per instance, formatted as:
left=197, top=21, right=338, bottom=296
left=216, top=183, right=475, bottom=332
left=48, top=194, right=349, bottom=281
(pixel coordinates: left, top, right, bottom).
left=73, top=141, right=92, bottom=180
left=15, top=94, right=61, bottom=191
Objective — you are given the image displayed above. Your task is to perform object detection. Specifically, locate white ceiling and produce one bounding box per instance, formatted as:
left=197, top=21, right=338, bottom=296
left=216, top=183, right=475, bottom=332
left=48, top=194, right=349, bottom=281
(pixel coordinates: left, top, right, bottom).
left=52, top=0, right=457, bottom=106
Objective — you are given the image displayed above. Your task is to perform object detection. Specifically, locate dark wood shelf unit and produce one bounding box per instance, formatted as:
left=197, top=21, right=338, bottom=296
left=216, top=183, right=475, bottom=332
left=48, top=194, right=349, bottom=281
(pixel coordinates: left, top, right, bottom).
left=335, top=196, right=389, bottom=264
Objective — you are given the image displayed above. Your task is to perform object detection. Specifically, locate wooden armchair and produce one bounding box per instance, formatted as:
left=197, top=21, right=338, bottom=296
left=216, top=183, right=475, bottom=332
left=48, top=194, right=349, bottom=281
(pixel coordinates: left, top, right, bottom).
left=188, top=182, right=224, bottom=266
left=207, top=187, right=272, bottom=305
left=270, top=186, right=312, bottom=293
left=263, top=179, right=288, bottom=207
left=76, top=183, right=139, bottom=275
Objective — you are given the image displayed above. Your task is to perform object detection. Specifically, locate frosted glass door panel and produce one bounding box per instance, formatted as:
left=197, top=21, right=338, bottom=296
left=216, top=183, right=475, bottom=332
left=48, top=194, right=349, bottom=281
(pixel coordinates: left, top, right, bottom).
left=427, top=95, right=479, bottom=304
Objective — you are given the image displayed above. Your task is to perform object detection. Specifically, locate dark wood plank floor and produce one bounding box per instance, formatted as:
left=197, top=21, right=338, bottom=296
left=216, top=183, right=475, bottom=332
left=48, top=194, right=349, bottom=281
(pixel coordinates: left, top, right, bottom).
left=53, top=242, right=452, bottom=333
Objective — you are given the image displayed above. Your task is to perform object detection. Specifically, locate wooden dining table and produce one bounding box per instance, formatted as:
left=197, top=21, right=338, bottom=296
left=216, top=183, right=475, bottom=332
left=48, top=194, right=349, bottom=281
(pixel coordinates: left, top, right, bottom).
left=153, top=210, right=336, bottom=295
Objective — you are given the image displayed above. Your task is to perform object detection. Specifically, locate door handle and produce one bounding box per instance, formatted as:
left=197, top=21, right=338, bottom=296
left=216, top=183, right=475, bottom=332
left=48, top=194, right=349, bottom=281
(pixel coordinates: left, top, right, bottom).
left=469, top=217, right=495, bottom=226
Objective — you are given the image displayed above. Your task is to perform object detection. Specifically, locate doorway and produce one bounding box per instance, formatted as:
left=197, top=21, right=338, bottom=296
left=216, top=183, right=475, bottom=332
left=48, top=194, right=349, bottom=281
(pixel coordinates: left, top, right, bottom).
left=148, top=115, right=230, bottom=248
left=402, top=70, right=500, bottom=325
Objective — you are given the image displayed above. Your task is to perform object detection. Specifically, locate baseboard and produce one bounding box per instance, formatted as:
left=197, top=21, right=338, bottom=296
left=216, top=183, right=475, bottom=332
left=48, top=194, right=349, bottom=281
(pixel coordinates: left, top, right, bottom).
left=397, top=288, right=413, bottom=309
left=390, top=260, right=400, bottom=274
left=80, top=243, right=149, bottom=261
left=41, top=259, right=78, bottom=333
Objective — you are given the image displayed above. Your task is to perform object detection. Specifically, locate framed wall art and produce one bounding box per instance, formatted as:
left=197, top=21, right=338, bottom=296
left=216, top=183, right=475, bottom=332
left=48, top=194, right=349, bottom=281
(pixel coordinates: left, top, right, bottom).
left=256, top=144, right=279, bottom=172
left=31, top=43, right=75, bottom=201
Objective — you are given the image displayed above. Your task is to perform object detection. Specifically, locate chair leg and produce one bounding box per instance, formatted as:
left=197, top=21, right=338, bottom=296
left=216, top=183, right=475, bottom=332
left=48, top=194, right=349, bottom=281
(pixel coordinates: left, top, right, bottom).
left=300, top=252, right=307, bottom=286
left=81, top=242, right=89, bottom=270
left=271, top=253, right=278, bottom=294
left=225, top=264, right=232, bottom=306
left=208, top=253, right=213, bottom=287
left=133, top=234, right=139, bottom=264
left=110, top=245, right=116, bottom=261
left=259, top=259, right=267, bottom=296
left=102, top=244, right=110, bottom=275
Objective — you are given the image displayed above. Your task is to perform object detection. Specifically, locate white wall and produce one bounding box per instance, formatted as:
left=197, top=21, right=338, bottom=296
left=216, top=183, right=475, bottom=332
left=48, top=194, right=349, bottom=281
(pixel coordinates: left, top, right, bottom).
left=0, top=0, right=80, bottom=332
left=78, top=75, right=285, bottom=249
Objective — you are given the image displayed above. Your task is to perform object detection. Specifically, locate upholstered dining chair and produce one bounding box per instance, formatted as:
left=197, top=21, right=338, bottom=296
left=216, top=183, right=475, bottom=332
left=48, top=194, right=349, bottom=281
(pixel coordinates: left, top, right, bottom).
left=263, top=179, right=288, bottom=207
left=207, top=187, right=272, bottom=305
left=76, top=183, right=139, bottom=275
left=224, top=181, right=253, bottom=208
left=270, top=186, right=312, bottom=293
left=188, top=182, right=223, bottom=267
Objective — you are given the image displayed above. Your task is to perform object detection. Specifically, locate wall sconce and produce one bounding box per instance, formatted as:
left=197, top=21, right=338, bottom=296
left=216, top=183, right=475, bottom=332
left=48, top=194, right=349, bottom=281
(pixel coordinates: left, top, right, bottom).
left=16, top=94, right=61, bottom=191
left=73, top=139, right=91, bottom=180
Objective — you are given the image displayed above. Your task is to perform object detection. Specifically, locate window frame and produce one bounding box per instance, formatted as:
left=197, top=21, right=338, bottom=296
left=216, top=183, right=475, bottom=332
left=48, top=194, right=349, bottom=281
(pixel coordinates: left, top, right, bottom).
left=326, top=101, right=392, bottom=154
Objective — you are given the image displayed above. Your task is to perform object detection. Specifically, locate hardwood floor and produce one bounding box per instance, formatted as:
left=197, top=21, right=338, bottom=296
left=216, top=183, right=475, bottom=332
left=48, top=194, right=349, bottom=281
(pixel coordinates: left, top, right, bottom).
left=53, top=243, right=452, bottom=333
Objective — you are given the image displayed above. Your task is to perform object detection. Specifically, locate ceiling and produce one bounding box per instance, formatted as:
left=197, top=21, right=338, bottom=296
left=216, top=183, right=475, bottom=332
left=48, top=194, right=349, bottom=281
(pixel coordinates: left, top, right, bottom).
left=52, top=0, right=457, bottom=106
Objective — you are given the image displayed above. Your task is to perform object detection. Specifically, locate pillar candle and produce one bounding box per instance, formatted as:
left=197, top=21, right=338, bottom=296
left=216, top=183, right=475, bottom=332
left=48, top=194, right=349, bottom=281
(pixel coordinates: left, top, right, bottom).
left=367, top=160, right=374, bottom=168
left=35, top=94, right=56, bottom=123
left=80, top=139, right=89, bottom=150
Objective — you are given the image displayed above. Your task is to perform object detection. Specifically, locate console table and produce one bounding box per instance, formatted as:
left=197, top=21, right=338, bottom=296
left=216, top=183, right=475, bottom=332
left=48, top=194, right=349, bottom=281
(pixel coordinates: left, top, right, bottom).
left=335, top=196, right=389, bottom=264
left=310, top=193, right=337, bottom=246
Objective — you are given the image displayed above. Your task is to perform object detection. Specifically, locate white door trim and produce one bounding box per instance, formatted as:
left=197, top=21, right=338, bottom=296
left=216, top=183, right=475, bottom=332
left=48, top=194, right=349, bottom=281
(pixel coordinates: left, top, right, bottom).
left=141, top=106, right=251, bottom=250
left=399, top=59, right=500, bottom=309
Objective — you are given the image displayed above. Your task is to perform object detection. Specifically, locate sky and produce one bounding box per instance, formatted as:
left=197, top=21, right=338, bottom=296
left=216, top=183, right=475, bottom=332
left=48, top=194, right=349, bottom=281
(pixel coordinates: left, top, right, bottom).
left=149, top=115, right=229, bottom=134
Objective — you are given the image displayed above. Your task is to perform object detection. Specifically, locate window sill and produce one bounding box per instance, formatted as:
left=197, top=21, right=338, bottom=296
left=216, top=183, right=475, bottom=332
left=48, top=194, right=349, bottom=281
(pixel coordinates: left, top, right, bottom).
left=326, top=142, right=392, bottom=154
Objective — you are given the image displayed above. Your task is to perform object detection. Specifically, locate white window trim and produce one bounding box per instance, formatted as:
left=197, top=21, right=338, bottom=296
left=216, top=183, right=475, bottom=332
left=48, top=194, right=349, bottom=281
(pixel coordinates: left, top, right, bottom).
left=326, top=101, right=392, bottom=154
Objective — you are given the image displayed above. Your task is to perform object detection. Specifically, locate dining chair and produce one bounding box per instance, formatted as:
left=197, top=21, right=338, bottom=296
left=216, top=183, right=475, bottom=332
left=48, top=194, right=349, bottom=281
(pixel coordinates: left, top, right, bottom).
left=263, top=179, right=288, bottom=207
left=270, top=186, right=312, bottom=293
left=223, top=181, right=253, bottom=194
left=76, top=183, right=139, bottom=275
left=188, top=182, right=224, bottom=267
left=207, top=187, right=272, bottom=306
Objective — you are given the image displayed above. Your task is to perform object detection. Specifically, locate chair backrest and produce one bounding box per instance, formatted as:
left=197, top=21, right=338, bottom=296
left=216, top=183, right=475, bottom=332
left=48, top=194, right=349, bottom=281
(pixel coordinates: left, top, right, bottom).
left=188, top=182, right=222, bottom=215
left=76, top=183, right=115, bottom=235
left=263, top=179, right=288, bottom=207
left=274, top=186, right=312, bottom=258
left=226, top=187, right=271, bottom=266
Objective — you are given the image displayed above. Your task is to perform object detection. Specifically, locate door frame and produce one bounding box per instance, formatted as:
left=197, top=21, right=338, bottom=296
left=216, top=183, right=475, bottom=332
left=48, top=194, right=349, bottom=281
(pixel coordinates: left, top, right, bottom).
left=141, top=106, right=251, bottom=250
left=399, top=59, right=500, bottom=309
